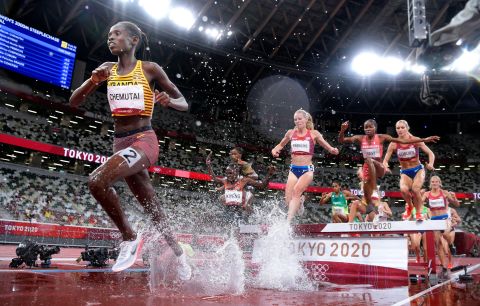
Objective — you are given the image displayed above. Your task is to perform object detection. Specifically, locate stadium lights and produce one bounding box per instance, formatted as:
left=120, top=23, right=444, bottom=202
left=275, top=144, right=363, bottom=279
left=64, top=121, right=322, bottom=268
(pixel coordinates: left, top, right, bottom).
left=443, top=46, right=480, bottom=72
left=352, top=52, right=406, bottom=76
left=405, top=62, right=426, bottom=74
left=382, top=56, right=404, bottom=75
left=138, top=0, right=170, bottom=20
left=169, top=7, right=195, bottom=30
left=353, top=46, right=480, bottom=76
left=351, top=52, right=380, bottom=76
left=205, top=27, right=221, bottom=40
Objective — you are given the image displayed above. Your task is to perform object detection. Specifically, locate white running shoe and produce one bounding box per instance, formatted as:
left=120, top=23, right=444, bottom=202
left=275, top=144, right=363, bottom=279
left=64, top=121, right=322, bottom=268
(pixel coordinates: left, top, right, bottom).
left=298, top=195, right=305, bottom=216
left=177, top=252, right=192, bottom=281
left=111, top=234, right=144, bottom=272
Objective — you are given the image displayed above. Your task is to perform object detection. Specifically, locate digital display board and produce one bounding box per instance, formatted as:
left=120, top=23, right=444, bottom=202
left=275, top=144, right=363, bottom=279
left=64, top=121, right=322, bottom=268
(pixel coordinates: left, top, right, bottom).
left=0, top=14, right=77, bottom=89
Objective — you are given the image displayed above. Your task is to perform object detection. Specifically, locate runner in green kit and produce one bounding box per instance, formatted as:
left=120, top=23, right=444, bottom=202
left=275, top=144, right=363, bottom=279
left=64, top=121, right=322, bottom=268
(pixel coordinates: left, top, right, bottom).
left=320, top=181, right=359, bottom=223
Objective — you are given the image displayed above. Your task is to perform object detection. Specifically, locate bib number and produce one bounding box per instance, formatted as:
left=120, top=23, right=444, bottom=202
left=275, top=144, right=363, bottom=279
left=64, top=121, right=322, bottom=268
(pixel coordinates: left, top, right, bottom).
left=225, top=190, right=243, bottom=205
left=119, top=147, right=141, bottom=167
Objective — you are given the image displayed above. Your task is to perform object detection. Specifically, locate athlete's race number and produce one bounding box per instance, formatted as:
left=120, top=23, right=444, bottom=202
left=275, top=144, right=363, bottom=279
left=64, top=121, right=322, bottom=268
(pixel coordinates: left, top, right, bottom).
left=119, top=147, right=141, bottom=167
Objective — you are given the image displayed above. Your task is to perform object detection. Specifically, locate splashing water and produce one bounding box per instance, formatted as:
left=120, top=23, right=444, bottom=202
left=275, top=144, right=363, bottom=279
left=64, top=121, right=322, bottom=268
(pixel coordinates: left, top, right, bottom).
left=148, top=234, right=245, bottom=297
left=192, top=235, right=245, bottom=296
left=139, top=195, right=315, bottom=295
left=251, top=213, right=314, bottom=291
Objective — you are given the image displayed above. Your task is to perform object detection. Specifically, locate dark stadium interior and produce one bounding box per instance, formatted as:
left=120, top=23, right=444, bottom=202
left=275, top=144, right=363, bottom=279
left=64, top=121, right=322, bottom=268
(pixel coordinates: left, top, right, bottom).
left=3, top=0, right=480, bottom=118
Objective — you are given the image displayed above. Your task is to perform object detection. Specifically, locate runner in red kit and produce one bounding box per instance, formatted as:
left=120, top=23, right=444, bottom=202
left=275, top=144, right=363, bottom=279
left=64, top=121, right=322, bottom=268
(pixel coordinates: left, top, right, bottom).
left=422, top=175, right=459, bottom=280
left=272, top=109, right=339, bottom=223
left=383, top=120, right=436, bottom=220
left=338, top=119, right=439, bottom=217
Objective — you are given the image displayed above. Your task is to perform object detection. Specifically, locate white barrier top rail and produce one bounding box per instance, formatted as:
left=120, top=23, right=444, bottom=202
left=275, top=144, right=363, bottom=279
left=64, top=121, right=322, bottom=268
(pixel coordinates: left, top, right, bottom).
left=239, top=220, right=448, bottom=234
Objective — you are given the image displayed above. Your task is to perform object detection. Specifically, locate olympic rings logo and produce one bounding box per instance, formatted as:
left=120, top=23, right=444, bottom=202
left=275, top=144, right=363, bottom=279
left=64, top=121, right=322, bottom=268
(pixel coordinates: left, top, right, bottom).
left=309, top=263, right=329, bottom=281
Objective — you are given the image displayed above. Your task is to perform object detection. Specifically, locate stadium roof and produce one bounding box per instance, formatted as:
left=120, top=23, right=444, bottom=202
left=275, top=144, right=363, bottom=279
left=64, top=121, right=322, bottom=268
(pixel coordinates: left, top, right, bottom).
left=2, top=0, right=480, bottom=117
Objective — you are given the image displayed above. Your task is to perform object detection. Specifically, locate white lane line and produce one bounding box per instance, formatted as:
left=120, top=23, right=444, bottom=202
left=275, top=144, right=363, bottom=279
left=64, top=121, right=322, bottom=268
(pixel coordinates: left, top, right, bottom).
left=0, top=257, right=79, bottom=261
left=0, top=268, right=149, bottom=273
left=392, top=263, right=480, bottom=306
left=0, top=257, right=144, bottom=261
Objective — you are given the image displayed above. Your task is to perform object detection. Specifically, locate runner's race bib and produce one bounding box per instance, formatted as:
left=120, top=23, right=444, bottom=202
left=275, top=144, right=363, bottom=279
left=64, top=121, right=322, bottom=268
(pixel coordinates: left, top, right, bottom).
left=362, top=147, right=380, bottom=158
left=108, top=85, right=145, bottom=114
left=429, top=198, right=446, bottom=208
left=397, top=147, right=416, bottom=159
left=291, top=140, right=310, bottom=153
left=225, top=190, right=243, bottom=205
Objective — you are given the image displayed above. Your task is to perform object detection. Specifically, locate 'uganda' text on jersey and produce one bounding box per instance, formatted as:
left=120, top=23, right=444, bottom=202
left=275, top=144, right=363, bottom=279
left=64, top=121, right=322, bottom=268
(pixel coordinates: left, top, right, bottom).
left=107, top=60, right=154, bottom=117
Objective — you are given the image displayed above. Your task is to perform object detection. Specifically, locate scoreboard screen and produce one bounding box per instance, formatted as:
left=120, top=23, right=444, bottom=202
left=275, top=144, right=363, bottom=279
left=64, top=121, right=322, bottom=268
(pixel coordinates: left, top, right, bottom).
left=0, top=14, right=77, bottom=89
